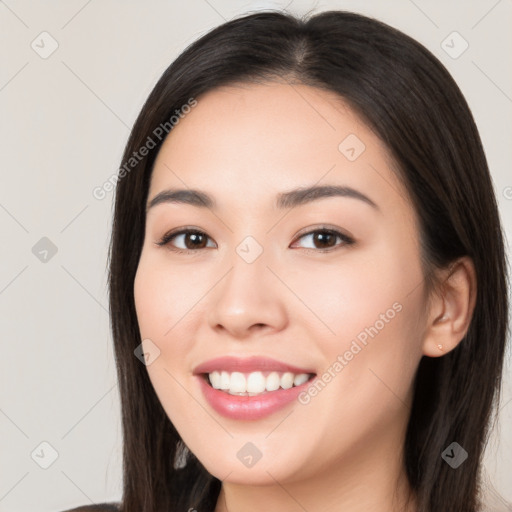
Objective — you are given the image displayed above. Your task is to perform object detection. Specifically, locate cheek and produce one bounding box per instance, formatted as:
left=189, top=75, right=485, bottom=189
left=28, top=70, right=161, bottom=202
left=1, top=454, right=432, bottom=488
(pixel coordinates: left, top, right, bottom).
left=133, top=257, right=207, bottom=427
left=290, top=244, right=421, bottom=342
left=133, top=252, right=211, bottom=396
left=295, top=232, right=425, bottom=386
left=133, top=253, right=198, bottom=340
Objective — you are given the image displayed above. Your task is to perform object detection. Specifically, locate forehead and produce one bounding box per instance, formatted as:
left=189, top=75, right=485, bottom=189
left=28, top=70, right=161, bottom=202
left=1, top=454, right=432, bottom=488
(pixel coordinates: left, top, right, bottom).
left=149, top=82, right=412, bottom=216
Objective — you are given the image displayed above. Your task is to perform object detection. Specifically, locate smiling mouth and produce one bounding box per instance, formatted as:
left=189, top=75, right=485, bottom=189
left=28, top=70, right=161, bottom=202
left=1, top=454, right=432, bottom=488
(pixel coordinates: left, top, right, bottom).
left=201, top=370, right=316, bottom=396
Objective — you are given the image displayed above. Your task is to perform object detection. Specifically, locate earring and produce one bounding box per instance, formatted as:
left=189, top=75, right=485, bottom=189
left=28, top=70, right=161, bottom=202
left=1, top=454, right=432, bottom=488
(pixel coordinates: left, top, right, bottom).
left=437, top=344, right=444, bottom=352
left=173, top=439, right=190, bottom=470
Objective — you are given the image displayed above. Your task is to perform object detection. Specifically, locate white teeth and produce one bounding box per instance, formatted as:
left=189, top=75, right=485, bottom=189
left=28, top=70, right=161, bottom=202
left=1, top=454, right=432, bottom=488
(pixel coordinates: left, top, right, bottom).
left=209, top=371, right=222, bottom=389
left=293, top=373, right=309, bottom=386
left=220, top=371, right=230, bottom=389
left=266, top=371, right=280, bottom=391
left=207, top=370, right=312, bottom=395
left=246, top=371, right=266, bottom=393
left=281, top=372, right=294, bottom=389
left=229, top=372, right=246, bottom=393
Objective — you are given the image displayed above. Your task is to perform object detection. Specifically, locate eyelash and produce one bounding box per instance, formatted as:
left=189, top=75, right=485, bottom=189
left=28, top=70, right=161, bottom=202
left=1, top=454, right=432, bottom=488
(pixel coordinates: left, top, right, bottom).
left=155, top=226, right=355, bottom=255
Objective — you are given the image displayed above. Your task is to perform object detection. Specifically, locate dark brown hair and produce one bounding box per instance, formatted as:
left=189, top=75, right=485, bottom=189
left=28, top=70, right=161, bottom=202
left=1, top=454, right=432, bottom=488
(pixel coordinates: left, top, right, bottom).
left=108, top=9, right=510, bottom=512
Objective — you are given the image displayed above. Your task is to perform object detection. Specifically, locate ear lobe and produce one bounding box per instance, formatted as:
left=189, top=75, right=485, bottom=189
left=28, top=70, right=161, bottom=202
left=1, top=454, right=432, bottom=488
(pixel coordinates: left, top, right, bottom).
left=421, top=256, right=477, bottom=358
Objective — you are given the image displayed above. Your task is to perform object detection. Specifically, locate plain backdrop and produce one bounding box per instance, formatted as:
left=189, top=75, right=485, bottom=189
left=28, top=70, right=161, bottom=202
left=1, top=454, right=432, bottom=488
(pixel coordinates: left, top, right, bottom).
left=0, top=1, right=511, bottom=510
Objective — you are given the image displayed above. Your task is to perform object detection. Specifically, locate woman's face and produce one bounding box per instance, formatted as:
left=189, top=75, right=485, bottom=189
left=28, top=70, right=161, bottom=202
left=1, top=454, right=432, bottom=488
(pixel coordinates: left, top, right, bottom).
left=134, top=82, right=429, bottom=487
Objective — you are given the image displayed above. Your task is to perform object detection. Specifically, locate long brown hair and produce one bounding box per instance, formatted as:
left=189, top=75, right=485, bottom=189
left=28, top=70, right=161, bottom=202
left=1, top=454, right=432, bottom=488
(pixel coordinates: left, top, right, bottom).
left=108, top=10, right=510, bottom=512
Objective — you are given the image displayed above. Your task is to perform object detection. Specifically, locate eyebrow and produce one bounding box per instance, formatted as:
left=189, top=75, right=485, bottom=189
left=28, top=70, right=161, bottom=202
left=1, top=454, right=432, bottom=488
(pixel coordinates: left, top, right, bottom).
left=146, top=185, right=379, bottom=212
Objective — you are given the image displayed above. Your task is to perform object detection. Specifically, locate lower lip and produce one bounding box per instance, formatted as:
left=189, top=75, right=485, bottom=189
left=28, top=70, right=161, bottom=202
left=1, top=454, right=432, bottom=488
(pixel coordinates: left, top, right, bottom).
left=197, top=375, right=315, bottom=420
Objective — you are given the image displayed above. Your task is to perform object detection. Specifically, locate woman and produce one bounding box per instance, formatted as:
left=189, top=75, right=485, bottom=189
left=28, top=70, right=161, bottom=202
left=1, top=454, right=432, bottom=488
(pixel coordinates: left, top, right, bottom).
left=63, top=8, right=510, bottom=512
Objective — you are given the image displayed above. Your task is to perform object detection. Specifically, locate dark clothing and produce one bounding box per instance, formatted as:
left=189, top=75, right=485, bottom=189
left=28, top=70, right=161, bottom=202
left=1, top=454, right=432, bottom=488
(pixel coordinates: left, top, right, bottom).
left=60, top=504, right=120, bottom=512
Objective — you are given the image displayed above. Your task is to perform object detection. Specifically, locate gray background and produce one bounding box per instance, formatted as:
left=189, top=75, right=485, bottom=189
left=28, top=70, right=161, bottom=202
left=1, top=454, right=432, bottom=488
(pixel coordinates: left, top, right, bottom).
left=0, top=0, right=511, bottom=510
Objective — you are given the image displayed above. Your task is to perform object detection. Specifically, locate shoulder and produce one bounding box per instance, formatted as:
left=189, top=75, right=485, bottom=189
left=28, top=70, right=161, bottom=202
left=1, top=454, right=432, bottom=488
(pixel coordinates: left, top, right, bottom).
left=58, top=503, right=121, bottom=512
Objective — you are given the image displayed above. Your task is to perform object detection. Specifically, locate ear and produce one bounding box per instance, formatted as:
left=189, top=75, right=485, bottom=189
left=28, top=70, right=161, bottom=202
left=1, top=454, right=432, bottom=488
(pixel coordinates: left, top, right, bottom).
left=422, top=256, right=477, bottom=357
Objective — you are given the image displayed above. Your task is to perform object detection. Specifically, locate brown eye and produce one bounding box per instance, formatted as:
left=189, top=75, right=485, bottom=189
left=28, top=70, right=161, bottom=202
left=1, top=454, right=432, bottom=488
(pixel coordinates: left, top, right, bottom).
left=311, top=231, right=337, bottom=249
left=156, top=229, right=215, bottom=251
left=292, top=228, right=354, bottom=252
left=156, top=227, right=354, bottom=255
left=180, top=231, right=208, bottom=249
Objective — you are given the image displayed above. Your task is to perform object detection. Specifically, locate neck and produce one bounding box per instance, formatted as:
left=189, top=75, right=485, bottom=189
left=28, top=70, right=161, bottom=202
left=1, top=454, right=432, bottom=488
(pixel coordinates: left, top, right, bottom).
left=213, top=423, right=416, bottom=512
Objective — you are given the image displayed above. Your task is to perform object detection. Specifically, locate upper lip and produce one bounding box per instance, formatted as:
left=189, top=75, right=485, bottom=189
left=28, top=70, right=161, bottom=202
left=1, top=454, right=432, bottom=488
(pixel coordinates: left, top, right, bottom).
left=193, top=356, right=316, bottom=375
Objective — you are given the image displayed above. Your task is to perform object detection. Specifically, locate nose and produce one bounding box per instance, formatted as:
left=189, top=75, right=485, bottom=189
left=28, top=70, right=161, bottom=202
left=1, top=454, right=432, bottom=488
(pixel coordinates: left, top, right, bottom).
left=207, top=249, right=288, bottom=340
